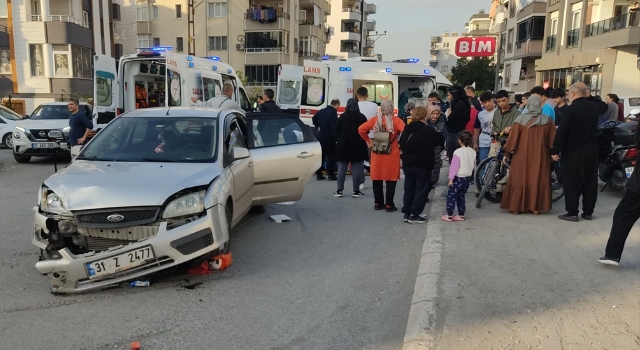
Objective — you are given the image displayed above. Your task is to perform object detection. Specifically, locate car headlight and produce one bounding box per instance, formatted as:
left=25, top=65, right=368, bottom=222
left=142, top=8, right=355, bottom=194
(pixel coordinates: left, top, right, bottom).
left=13, top=131, right=20, bottom=139
left=16, top=126, right=25, bottom=132
left=40, top=186, right=72, bottom=215
left=162, top=191, right=205, bottom=219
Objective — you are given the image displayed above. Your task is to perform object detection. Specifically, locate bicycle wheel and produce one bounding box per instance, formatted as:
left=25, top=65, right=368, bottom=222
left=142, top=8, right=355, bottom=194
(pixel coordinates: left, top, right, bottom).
left=474, top=157, right=494, bottom=193
left=476, top=159, right=498, bottom=208
left=551, top=166, right=564, bottom=202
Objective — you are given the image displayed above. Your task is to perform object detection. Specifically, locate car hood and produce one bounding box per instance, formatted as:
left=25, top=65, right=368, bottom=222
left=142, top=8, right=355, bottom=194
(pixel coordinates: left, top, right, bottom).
left=44, top=161, right=221, bottom=211
left=17, top=119, right=70, bottom=130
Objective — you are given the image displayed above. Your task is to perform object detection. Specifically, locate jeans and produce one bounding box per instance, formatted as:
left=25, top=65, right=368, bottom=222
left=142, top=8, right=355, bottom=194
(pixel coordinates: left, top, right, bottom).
left=604, top=190, right=640, bottom=259
left=403, top=167, right=432, bottom=216
left=446, top=176, right=471, bottom=216
left=373, top=180, right=397, bottom=207
left=446, top=132, right=461, bottom=163
left=337, top=161, right=364, bottom=192
left=478, top=147, right=490, bottom=162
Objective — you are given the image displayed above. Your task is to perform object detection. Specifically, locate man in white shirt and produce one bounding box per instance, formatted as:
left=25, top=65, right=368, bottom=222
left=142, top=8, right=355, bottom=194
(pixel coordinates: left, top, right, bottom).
left=356, top=87, right=378, bottom=189
left=474, top=91, right=496, bottom=161
left=191, top=83, right=240, bottom=109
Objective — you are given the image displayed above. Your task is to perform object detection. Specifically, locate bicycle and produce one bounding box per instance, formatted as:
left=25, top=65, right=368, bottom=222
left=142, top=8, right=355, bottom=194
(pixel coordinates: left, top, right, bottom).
left=475, top=133, right=564, bottom=208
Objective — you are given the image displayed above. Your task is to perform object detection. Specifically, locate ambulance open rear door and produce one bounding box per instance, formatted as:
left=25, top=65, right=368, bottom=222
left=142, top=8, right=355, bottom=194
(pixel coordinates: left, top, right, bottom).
left=276, top=65, right=304, bottom=110
left=299, top=60, right=329, bottom=125
left=92, top=54, right=118, bottom=130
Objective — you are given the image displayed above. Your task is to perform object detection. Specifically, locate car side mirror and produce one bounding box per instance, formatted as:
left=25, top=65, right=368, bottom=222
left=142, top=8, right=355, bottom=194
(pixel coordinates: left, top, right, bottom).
left=231, top=147, right=250, bottom=161
left=23, top=115, right=29, bottom=119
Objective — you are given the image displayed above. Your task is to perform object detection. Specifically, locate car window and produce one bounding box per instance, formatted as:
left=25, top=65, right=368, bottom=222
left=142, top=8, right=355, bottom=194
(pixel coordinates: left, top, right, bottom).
left=0, top=107, right=22, bottom=121
left=30, top=105, right=72, bottom=120
left=228, top=122, right=246, bottom=151
left=238, top=88, right=251, bottom=111
left=0, top=117, right=5, bottom=124
left=249, top=116, right=311, bottom=148
left=77, top=116, right=218, bottom=163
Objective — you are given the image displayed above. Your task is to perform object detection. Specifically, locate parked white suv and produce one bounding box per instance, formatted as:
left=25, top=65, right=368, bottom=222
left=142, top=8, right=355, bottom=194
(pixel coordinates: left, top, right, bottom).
left=0, top=105, right=23, bottom=148
left=12, top=102, right=92, bottom=163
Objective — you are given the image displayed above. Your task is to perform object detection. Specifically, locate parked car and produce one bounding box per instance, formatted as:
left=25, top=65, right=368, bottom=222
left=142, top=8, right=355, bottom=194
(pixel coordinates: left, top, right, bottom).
left=0, top=105, right=23, bottom=148
left=12, top=102, right=92, bottom=163
left=32, top=107, right=321, bottom=293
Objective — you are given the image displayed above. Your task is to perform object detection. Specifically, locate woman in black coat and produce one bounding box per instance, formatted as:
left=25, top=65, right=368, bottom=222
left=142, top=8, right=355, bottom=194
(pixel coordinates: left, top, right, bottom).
left=333, top=98, right=369, bottom=197
left=444, top=85, right=471, bottom=163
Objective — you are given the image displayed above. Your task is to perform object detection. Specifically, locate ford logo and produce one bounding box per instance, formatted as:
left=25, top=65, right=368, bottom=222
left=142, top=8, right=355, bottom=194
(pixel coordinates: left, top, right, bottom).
left=39, top=131, right=46, bottom=137
left=106, top=214, right=125, bottom=222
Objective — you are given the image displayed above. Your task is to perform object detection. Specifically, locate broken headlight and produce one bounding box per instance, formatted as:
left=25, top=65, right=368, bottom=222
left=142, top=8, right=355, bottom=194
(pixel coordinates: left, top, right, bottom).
left=162, top=190, right=205, bottom=219
left=40, top=186, right=72, bottom=216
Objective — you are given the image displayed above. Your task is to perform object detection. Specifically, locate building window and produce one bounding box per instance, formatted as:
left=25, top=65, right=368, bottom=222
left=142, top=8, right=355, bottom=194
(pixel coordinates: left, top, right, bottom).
left=571, top=10, right=581, bottom=30
left=0, top=47, right=11, bottom=74
left=442, top=53, right=449, bottom=60
left=550, top=16, right=558, bottom=35
left=443, top=42, right=450, bottom=48
left=29, top=44, right=44, bottom=77
left=70, top=45, right=92, bottom=79
left=208, top=2, right=228, bottom=17
left=504, top=63, right=511, bottom=84
left=176, top=37, right=184, bottom=51
left=52, top=44, right=70, bottom=77
left=0, top=0, right=7, bottom=18
left=517, top=16, right=545, bottom=42
left=152, top=5, right=159, bottom=19
left=245, top=65, right=279, bottom=86
left=507, top=29, right=514, bottom=52
left=442, top=66, right=449, bottom=72
left=509, top=0, right=516, bottom=17
left=175, top=4, right=182, bottom=18
left=153, top=37, right=160, bottom=46
left=208, top=36, right=228, bottom=50
left=136, top=1, right=148, bottom=21
left=138, top=34, right=150, bottom=47
left=246, top=32, right=286, bottom=51
left=82, top=10, right=90, bottom=26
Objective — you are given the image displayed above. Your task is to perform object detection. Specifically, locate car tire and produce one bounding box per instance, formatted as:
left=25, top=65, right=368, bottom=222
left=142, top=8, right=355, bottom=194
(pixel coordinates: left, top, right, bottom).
left=13, top=153, right=31, bottom=163
left=249, top=204, right=267, bottom=214
left=2, top=133, right=12, bottom=148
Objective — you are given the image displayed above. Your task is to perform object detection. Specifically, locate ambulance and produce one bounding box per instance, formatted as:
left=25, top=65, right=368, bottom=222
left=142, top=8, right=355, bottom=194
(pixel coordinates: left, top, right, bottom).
left=91, top=47, right=253, bottom=129
left=274, top=57, right=453, bottom=126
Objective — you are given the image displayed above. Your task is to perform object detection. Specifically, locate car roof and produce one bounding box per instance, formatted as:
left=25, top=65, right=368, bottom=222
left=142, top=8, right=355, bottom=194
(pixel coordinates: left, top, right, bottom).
left=38, top=102, right=91, bottom=106
left=121, top=107, right=228, bottom=118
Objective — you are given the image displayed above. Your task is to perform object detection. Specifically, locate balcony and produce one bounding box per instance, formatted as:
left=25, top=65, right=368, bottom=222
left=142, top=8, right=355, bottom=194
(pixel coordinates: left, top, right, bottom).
left=566, top=28, right=579, bottom=48
left=366, top=39, right=375, bottom=49
left=300, top=0, right=331, bottom=15
left=365, top=3, right=376, bottom=14
left=548, top=0, right=560, bottom=6
left=340, top=28, right=361, bottom=42
left=29, top=15, right=89, bottom=29
left=511, top=78, right=537, bottom=93
left=429, top=59, right=438, bottom=67
left=299, top=24, right=325, bottom=39
left=244, top=12, right=291, bottom=31
left=582, top=13, right=640, bottom=51
left=545, top=34, right=556, bottom=52
left=342, top=7, right=361, bottom=21
left=514, top=39, right=543, bottom=58
left=340, top=45, right=360, bottom=54
left=299, top=51, right=322, bottom=60
left=244, top=47, right=289, bottom=65
left=365, top=20, right=376, bottom=31
left=431, top=36, right=441, bottom=43
left=516, top=0, right=546, bottom=20
left=136, top=21, right=151, bottom=35
left=430, top=48, right=439, bottom=55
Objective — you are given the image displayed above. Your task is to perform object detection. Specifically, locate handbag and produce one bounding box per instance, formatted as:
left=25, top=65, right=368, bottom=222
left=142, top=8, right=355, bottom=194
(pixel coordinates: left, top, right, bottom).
left=372, top=130, right=393, bottom=154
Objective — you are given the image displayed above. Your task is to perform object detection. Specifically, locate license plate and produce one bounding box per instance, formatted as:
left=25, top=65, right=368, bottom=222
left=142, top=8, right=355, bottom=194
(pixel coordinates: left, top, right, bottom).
left=31, top=142, right=58, bottom=149
left=85, top=246, right=155, bottom=279
left=625, top=167, right=634, bottom=178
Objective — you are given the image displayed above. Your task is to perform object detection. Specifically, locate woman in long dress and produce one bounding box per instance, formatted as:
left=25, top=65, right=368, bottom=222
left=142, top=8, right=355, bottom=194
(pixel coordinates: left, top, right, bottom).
left=358, top=99, right=405, bottom=211
left=500, top=95, right=557, bottom=214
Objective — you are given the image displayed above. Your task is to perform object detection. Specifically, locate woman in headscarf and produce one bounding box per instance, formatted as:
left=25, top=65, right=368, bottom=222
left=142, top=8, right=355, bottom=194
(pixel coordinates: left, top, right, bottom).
left=444, top=85, right=471, bottom=163
left=500, top=95, right=557, bottom=214
left=402, top=102, right=415, bottom=124
left=426, top=104, right=447, bottom=188
left=334, top=98, right=369, bottom=198
left=358, top=99, right=405, bottom=211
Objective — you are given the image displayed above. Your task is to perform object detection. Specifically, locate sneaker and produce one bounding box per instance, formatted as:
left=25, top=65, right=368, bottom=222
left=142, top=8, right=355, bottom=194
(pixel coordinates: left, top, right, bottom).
left=359, top=183, right=366, bottom=191
left=333, top=190, right=343, bottom=197
left=558, top=214, right=579, bottom=222
left=409, top=215, right=427, bottom=224
left=419, top=214, right=428, bottom=219
left=598, top=256, right=620, bottom=266
left=441, top=215, right=453, bottom=222
left=316, top=175, right=326, bottom=180
left=403, top=213, right=410, bottom=223
left=352, top=191, right=365, bottom=198
left=385, top=205, right=398, bottom=212
left=581, top=213, right=593, bottom=220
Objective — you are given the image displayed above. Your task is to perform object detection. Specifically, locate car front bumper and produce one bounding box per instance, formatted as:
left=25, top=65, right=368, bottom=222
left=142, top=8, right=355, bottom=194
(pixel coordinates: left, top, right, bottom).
left=13, top=135, right=70, bottom=156
left=32, top=205, right=229, bottom=294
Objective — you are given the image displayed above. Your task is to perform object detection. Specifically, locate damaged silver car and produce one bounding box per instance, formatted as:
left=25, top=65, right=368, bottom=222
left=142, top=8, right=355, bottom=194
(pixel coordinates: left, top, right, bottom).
left=32, top=108, right=320, bottom=293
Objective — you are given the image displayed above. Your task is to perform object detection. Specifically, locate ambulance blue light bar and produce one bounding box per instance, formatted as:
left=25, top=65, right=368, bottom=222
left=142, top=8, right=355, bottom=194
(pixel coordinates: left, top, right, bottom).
left=205, top=56, right=221, bottom=61
left=186, top=56, right=193, bottom=61
left=321, top=55, right=329, bottom=60
left=136, top=46, right=173, bottom=52
left=339, top=67, right=351, bottom=71
left=212, top=66, right=218, bottom=71
left=408, top=58, right=419, bottom=63
left=424, top=69, right=430, bottom=74
left=188, top=62, right=194, bottom=67
left=386, top=68, right=392, bottom=72
left=228, top=69, right=233, bottom=74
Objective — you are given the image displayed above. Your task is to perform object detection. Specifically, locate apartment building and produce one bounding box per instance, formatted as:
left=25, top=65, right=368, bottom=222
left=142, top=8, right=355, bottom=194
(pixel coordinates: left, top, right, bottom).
left=325, top=0, right=377, bottom=59
left=492, top=0, right=547, bottom=93
left=535, top=0, right=639, bottom=97
left=0, top=0, right=115, bottom=114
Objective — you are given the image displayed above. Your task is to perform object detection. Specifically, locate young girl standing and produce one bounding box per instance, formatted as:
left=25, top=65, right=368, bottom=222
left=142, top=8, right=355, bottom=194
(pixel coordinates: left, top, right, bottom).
left=443, top=131, right=476, bottom=222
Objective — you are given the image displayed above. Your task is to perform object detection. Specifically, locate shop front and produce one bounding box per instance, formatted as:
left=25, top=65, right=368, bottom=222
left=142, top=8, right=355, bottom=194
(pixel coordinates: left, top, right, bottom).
left=538, top=65, right=603, bottom=95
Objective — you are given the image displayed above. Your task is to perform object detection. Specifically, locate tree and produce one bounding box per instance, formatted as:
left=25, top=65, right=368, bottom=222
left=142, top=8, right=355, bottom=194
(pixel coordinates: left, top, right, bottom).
left=450, top=57, right=496, bottom=92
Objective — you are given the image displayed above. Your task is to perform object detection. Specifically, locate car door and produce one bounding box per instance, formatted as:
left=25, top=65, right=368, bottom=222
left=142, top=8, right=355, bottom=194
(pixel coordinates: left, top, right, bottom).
left=246, top=112, right=321, bottom=205
left=275, top=64, right=304, bottom=110
left=223, top=114, right=254, bottom=223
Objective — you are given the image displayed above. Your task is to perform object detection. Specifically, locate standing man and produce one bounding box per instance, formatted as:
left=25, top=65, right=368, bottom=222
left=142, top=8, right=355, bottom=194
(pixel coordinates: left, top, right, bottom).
left=529, top=86, right=556, bottom=121
left=551, top=88, right=568, bottom=127
left=474, top=91, right=496, bottom=161
left=356, top=86, right=379, bottom=187
left=551, top=82, right=608, bottom=222
left=599, top=100, right=640, bottom=266
left=68, top=99, right=94, bottom=147
left=465, top=85, right=482, bottom=112
left=259, top=89, right=282, bottom=112
left=313, top=99, right=340, bottom=180
left=191, top=84, right=240, bottom=109
left=428, top=92, right=448, bottom=113
left=491, top=90, right=520, bottom=136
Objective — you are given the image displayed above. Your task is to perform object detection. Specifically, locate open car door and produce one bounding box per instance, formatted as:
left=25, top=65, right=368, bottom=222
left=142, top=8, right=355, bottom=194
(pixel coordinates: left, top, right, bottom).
left=275, top=65, right=303, bottom=110
left=92, top=54, right=117, bottom=130
left=245, top=112, right=321, bottom=205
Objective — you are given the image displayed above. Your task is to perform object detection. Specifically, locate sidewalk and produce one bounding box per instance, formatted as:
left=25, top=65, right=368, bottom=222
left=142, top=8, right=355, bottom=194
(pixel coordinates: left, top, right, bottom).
left=405, top=170, right=640, bottom=349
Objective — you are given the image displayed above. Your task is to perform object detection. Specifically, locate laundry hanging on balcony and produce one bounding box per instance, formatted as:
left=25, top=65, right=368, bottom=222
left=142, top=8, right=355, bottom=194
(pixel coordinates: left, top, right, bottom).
left=247, top=6, right=279, bottom=23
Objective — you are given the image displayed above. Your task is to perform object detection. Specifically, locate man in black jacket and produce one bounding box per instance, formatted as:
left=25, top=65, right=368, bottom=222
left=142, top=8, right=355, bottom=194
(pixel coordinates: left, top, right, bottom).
left=400, top=106, right=446, bottom=223
left=313, top=99, right=340, bottom=180
left=551, top=82, right=609, bottom=222
left=259, top=89, right=282, bottom=112
left=445, top=85, right=471, bottom=163
left=599, top=103, right=640, bottom=266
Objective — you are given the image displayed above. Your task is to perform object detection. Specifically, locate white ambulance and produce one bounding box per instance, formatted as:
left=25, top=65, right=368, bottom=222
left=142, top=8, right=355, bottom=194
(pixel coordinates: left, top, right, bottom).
left=91, top=47, right=253, bottom=129
left=274, top=57, right=453, bottom=126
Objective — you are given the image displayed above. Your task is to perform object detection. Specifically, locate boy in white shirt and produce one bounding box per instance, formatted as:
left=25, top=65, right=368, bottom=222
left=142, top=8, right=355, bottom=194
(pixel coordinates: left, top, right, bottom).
left=473, top=91, right=497, bottom=161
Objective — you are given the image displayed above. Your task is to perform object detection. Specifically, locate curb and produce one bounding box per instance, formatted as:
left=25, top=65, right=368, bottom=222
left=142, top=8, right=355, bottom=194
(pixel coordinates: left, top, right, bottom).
left=402, top=174, right=448, bottom=349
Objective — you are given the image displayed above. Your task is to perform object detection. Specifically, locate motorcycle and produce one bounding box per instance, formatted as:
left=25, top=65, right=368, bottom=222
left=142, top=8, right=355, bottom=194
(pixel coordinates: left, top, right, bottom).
left=597, top=120, right=638, bottom=191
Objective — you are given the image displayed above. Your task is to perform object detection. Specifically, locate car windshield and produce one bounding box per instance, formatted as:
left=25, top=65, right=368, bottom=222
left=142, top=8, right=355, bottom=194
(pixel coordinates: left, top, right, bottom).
left=0, top=107, right=22, bottom=120
left=30, top=105, right=73, bottom=120
left=77, top=116, right=218, bottom=163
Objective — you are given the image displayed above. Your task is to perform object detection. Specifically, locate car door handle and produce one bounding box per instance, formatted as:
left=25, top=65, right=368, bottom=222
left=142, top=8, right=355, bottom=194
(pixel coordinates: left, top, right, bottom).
left=248, top=161, right=253, bottom=167
left=297, top=152, right=314, bottom=159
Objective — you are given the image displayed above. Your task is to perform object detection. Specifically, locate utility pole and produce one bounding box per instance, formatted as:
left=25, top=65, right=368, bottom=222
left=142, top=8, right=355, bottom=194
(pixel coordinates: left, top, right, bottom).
left=493, top=31, right=502, bottom=92
left=188, top=0, right=203, bottom=55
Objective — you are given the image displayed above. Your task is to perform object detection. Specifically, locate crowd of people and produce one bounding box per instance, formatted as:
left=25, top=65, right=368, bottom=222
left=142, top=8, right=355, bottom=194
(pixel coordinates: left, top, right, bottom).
left=310, top=83, right=639, bottom=266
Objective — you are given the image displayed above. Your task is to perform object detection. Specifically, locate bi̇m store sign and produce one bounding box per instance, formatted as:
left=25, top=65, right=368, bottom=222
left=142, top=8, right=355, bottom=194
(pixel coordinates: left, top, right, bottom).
left=455, top=37, right=496, bottom=57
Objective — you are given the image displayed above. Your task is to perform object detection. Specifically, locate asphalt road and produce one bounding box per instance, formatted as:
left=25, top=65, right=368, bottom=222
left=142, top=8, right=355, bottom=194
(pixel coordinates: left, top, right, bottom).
left=0, top=147, right=429, bottom=350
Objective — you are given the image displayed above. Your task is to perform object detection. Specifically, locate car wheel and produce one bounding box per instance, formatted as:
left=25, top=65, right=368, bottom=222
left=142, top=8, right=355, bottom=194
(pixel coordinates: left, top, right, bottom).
left=2, top=133, right=12, bottom=148
left=249, top=204, right=267, bottom=214
left=13, top=153, right=31, bottom=163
